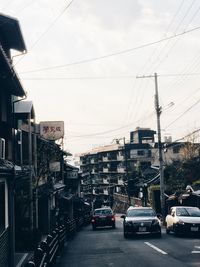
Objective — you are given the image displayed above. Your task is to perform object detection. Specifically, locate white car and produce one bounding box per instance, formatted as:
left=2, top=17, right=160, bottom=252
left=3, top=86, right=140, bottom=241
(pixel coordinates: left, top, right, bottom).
left=165, top=206, right=200, bottom=236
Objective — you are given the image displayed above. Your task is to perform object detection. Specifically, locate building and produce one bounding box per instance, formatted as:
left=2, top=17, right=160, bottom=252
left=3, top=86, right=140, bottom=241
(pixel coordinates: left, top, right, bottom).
left=0, top=13, right=27, bottom=267
left=79, top=127, right=198, bottom=207
left=79, top=128, right=157, bottom=205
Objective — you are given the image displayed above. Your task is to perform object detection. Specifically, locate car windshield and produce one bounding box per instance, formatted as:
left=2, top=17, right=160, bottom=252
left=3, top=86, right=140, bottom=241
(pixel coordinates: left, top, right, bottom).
left=127, top=209, right=156, bottom=217
left=176, top=207, right=200, bottom=217
left=94, top=209, right=112, bottom=215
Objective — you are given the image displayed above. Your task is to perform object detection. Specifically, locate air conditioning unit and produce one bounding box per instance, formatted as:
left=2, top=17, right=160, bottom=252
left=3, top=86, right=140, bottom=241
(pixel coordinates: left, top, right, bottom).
left=0, top=138, right=5, bottom=159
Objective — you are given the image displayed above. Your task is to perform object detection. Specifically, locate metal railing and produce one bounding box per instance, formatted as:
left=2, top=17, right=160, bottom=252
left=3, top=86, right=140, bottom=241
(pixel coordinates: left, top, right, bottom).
left=25, top=213, right=91, bottom=267
left=25, top=223, right=70, bottom=267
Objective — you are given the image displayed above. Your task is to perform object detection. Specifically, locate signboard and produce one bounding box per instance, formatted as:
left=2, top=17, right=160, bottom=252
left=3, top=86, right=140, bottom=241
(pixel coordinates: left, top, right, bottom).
left=67, top=170, right=78, bottom=179
left=40, top=121, right=64, bottom=140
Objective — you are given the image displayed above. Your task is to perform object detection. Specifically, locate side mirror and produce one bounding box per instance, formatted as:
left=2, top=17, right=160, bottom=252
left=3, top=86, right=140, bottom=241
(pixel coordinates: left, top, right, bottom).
left=121, top=215, right=126, bottom=219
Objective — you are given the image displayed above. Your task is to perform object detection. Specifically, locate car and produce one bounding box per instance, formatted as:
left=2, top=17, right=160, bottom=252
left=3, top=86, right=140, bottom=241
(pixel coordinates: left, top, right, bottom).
left=91, top=207, right=116, bottom=230
left=121, top=206, right=161, bottom=238
left=165, top=206, right=200, bottom=236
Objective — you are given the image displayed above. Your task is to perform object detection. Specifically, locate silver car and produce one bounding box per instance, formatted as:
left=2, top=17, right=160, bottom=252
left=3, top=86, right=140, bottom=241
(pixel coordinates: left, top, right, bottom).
left=121, top=206, right=161, bottom=238
left=165, top=206, right=200, bottom=236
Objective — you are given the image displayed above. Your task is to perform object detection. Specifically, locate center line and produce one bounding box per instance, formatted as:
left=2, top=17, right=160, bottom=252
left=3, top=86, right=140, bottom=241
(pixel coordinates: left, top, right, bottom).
left=145, top=242, right=168, bottom=255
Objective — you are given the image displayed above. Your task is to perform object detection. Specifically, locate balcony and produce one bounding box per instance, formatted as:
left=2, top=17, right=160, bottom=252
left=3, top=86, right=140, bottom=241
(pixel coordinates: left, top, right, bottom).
left=117, top=167, right=125, bottom=173
left=117, top=155, right=124, bottom=161
left=108, top=156, right=117, bottom=161
left=103, top=189, right=109, bottom=195
left=117, top=179, right=124, bottom=185
left=103, top=167, right=109, bottom=173
left=103, top=178, right=109, bottom=184
left=90, top=158, right=98, bottom=164
left=102, top=156, right=108, bottom=162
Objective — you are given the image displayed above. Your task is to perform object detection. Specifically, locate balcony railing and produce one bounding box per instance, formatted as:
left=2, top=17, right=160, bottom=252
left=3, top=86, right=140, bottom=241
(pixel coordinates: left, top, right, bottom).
left=117, top=167, right=125, bottom=173
left=103, top=178, right=109, bottom=184
left=102, top=156, right=108, bottom=162
left=103, top=189, right=109, bottom=195
left=117, top=179, right=124, bottom=185
left=117, top=155, right=124, bottom=161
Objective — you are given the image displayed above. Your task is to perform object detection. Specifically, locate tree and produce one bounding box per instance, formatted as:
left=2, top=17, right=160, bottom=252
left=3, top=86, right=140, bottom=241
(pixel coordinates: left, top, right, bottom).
left=164, top=156, right=200, bottom=193
left=164, top=161, right=186, bottom=193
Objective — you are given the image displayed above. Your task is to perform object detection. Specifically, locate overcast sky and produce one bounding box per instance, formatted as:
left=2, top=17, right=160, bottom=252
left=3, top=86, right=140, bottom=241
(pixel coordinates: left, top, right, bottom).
left=2, top=0, right=200, bottom=155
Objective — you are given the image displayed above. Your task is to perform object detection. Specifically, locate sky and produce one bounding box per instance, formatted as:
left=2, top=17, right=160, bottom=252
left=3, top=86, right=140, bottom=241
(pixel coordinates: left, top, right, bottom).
left=2, top=0, right=200, bottom=155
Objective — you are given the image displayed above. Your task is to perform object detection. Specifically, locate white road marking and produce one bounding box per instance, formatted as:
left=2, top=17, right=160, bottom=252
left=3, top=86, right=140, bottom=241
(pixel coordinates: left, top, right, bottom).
left=191, top=251, right=200, bottom=254
left=191, top=245, right=200, bottom=253
left=145, top=242, right=168, bottom=255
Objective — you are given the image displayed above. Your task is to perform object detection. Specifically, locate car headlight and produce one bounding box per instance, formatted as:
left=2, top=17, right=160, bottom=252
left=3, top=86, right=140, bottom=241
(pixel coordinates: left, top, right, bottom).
left=177, top=220, right=185, bottom=225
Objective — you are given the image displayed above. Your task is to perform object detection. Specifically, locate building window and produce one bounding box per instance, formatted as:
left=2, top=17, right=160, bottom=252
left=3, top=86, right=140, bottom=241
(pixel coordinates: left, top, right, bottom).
left=173, top=147, right=180, bottom=154
left=137, top=150, right=145, bottom=156
left=147, top=150, right=152, bottom=157
left=130, top=149, right=136, bottom=159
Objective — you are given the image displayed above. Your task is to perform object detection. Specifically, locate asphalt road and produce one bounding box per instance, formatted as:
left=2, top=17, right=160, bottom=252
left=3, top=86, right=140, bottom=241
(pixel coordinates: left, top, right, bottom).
left=57, top=215, right=200, bottom=267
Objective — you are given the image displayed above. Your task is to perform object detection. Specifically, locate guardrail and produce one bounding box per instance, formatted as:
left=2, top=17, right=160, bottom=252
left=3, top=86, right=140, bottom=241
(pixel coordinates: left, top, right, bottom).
left=25, top=223, right=70, bottom=267
left=25, top=214, right=91, bottom=267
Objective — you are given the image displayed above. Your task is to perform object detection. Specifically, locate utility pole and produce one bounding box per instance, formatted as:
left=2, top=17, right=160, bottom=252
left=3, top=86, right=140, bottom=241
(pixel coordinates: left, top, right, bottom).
left=136, top=73, right=165, bottom=217
left=123, top=137, right=130, bottom=204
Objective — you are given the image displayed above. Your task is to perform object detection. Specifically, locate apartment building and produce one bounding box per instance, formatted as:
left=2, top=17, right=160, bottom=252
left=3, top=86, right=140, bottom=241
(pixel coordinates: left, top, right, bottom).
left=79, top=128, right=157, bottom=204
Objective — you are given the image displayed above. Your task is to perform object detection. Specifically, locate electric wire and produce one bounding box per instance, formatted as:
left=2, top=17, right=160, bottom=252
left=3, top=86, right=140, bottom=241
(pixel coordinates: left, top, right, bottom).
left=19, top=25, right=200, bottom=74
left=144, top=1, right=200, bottom=78
left=124, top=0, right=190, bottom=126
left=164, top=96, right=200, bottom=130
left=14, top=0, right=75, bottom=67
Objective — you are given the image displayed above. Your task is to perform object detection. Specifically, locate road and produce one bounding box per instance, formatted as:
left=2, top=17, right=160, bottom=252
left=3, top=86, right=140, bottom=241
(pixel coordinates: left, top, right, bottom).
left=57, top=215, right=200, bottom=267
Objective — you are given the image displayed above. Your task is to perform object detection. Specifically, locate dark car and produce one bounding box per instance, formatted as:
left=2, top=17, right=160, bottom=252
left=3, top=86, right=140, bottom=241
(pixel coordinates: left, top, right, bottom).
left=121, top=206, right=161, bottom=238
left=91, top=207, right=115, bottom=230
left=165, top=206, right=200, bottom=236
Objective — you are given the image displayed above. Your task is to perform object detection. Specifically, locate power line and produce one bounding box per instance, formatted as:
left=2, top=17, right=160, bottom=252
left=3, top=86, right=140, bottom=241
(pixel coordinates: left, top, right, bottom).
left=139, top=0, right=186, bottom=75
left=164, top=96, right=200, bottom=130
left=164, top=88, right=200, bottom=115
left=144, top=1, right=199, bottom=77
left=14, top=0, right=75, bottom=67
left=173, top=0, right=197, bottom=33
left=31, top=0, right=75, bottom=49
left=170, top=128, right=200, bottom=143
left=164, top=0, right=186, bottom=33
left=19, top=25, right=200, bottom=74
left=19, top=72, right=200, bottom=81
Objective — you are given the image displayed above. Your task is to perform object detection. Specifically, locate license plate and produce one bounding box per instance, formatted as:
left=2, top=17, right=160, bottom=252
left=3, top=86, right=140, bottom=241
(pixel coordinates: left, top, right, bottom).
left=191, top=227, right=198, bottom=232
left=139, top=227, right=146, bottom=232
